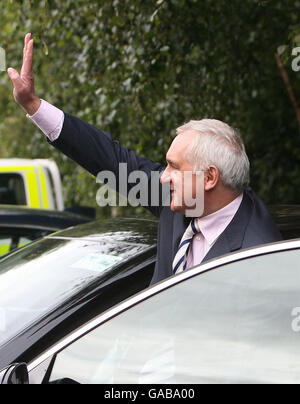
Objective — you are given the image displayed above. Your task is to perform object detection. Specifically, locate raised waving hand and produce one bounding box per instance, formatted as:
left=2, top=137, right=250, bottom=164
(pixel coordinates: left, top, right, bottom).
left=7, top=33, right=41, bottom=115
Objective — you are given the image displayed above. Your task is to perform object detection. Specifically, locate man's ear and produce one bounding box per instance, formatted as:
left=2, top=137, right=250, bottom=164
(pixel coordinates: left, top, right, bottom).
left=204, top=166, right=219, bottom=191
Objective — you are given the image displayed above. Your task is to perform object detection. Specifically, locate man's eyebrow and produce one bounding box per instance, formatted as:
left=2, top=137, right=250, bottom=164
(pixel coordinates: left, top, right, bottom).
left=166, top=158, right=179, bottom=168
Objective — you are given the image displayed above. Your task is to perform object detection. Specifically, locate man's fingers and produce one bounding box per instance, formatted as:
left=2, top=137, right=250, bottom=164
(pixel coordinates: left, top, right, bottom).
left=24, top=33, right=31, bottom=55
left=25, top=33, right=31, bottom=45
left=21, top=34, right=33, bottom=77
left=8, top=33, right=37, bottom=111
left=22, top=33, right=31, bottom=62
left=7, top=68, right=22, bottom=89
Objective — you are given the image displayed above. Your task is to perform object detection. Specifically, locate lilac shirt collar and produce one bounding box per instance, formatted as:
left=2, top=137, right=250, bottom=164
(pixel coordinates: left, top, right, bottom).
left=195, top=193, right=244, bottom=246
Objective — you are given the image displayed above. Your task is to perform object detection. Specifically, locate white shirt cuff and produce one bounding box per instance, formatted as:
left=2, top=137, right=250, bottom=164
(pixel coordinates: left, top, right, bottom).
left=26, top=99, right=64, bottom=142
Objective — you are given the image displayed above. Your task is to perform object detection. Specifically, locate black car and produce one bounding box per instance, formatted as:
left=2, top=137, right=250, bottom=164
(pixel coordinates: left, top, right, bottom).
left=0, top=218, right=158, bottom=370
left=0, top=208, right=299, bottom=383
left=0, top=205, right=91, bottom=256
left=2, top=236, right=300, bottom=384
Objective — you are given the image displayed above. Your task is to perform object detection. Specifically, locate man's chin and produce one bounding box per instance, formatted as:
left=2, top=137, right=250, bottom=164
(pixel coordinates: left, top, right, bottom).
left=170, top=200, right=203, bottom=217
left=170, top=201, right=185, bottom=214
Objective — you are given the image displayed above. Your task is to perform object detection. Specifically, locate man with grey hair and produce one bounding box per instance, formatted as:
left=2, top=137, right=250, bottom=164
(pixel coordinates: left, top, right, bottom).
left=7, top=34, right=282, bottom=284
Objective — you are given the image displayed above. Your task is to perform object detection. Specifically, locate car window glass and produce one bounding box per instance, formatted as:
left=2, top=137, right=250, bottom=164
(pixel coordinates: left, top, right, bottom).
left=17, top=236, right=33, bottom=248
left=0, top=231, right=46, bottom=257
left=0, top=236, right=11, bottom=256
left=0, top=174, right=26, bottom=205
left=50, top=248, right=300, bottom=384
left=0, top=235, right=31, bottom=256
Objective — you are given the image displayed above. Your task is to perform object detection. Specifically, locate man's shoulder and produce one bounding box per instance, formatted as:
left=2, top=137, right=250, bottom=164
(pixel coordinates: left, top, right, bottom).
left=242, top=188, right=282, bottom=244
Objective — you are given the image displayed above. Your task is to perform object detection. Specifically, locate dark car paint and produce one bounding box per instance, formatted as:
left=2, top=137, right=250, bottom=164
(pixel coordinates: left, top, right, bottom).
left=0, top=218, right=158, bottom=369
left=0, top=205, right=91, bottom=254
left=0, top=205, right=90, bottom=231
left=0, top=207, right=299, bottom=372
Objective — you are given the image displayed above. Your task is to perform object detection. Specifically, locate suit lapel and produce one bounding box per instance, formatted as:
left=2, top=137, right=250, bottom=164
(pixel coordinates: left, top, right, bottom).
left=202, top=191, right=253, bottom=263
left=202, top=232, right=231, bottom=263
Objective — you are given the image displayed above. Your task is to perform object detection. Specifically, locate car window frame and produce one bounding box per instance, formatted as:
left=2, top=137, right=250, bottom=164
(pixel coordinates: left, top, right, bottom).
left=0, top=227, right=49, bottom=255
left=27, top=238, right=300, bottom=383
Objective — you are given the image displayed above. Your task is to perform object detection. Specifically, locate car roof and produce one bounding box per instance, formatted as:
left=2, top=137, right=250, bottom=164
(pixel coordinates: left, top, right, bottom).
left=0, top=158, right=49, bottom=167
left=48, top=217, right=159, bottom=242
left=0, top=205, right=87, bottom=218
left=0, top=205, right=90, bottom=230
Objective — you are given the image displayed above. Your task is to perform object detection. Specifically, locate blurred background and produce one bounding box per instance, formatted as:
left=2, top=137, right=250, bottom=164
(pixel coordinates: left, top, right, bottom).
left=0, top=0, right=299, bottom=218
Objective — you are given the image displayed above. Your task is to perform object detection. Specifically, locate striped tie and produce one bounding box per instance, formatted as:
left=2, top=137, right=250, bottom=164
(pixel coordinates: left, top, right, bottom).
left=173, top=219, right=199, bottom=274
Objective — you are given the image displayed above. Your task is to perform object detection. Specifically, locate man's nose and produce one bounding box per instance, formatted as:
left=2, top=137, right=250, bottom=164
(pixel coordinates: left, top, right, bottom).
left=160, top=168, right=171, bottom=184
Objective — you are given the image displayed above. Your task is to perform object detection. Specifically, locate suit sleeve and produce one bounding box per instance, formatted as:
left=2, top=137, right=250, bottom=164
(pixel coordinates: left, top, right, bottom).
left=48, top=113, right=166, bottom=217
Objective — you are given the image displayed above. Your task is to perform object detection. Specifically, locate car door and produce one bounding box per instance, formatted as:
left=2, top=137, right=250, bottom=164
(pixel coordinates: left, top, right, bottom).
left=26, top=242, right=300, bottom=384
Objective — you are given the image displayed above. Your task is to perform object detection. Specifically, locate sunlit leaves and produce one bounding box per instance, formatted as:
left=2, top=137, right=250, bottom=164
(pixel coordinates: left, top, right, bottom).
left=0, top=0, right=299, bottom=213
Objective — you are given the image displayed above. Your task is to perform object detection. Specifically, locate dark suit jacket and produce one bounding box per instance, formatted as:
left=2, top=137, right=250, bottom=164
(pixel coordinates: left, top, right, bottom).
left=49, top=113, right=282, bottom=285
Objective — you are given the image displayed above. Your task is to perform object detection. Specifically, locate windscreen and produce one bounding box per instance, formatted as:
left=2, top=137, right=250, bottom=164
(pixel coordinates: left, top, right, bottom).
left=0, top=235, right=151, bottom=346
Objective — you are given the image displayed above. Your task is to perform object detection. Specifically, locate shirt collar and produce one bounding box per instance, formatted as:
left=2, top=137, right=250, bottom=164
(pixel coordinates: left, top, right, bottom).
left=195, top=194, right=243, bottom=245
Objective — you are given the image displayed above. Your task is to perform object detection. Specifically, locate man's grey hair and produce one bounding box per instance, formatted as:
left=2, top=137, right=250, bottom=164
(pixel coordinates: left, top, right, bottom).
left=177, top=119, right=250, bottom=192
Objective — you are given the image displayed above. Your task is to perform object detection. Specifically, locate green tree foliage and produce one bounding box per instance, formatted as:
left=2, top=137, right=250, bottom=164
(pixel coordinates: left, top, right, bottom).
left=0, top=0, right=299, bottom=215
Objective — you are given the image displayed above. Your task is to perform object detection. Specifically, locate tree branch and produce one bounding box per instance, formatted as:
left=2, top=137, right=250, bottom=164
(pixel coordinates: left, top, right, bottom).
left=275, top=52, right=300, bottom=132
